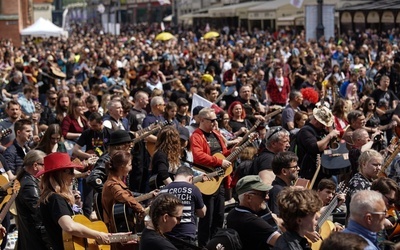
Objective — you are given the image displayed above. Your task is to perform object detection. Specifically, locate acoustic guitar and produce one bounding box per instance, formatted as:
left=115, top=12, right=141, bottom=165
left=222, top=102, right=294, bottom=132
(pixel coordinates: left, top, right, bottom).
left=0, top=128, right=12, bottom=141
left=112, top=191, right=157, bottom=233
left=143, top=120, right=170, bottom=156
left=0, top=180, right=19, bottom=244
left=195, top=135, right=257, bottom=195
left=309, top=182, right=348, bottom=250
left=0, top=176, right=15, bottom=210
left=295, top=155, right=320, bottom=189
left=379, top=138, right=400, bottom=178
left=63, top=214, right=139, bottom=250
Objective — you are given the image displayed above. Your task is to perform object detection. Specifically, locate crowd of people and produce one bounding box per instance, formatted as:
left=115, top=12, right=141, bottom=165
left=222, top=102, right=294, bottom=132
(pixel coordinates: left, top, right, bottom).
left=0, top=21, right=400, bottom=250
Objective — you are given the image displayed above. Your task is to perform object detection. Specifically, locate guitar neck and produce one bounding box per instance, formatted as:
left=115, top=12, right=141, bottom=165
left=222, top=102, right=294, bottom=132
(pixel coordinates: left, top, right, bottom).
left=317, top=196, right=338, bottom=230
left=109, top=233, right=139, bottom=243
left=381, top=144, right=400, bottom=174
left=136, top=192, right=155, bottom=203
left=226, top=140, right=252, bottom=162
left=134, top=127, right=161, bottom=144
left=0, top=193, right=17, bottom=224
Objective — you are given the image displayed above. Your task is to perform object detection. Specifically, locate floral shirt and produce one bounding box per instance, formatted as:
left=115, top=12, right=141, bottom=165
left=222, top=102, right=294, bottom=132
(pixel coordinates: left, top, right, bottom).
left=346, top=172, right=372, bottom=212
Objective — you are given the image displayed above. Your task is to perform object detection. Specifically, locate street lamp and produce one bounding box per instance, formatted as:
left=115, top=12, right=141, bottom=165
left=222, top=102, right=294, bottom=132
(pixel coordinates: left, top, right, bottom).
left=316, top=0, right=324, bottom=40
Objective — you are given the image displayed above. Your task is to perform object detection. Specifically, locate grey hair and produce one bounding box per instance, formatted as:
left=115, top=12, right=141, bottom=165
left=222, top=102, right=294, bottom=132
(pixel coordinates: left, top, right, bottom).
left=106, top=99, right=121, bottom=110
left=23, top=150, right=46, bottom=167
left=265, top=126, right=289, bottom=147
left=349, top=190, right=384, bottom=219
left=198, top=107, right=215, bottom=118
left=150, top=96, right=164, bottom=107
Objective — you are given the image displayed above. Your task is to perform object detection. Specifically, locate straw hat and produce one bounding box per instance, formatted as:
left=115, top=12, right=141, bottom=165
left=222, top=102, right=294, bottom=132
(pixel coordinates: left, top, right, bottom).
left=313, top=106, right=334, bottom=127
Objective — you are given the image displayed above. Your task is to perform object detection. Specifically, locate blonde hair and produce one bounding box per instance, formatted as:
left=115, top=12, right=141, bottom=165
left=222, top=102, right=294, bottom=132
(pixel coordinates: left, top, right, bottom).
left=358, top=149, right=382, bottom=172
left=39, top=170, right=74, bottom=206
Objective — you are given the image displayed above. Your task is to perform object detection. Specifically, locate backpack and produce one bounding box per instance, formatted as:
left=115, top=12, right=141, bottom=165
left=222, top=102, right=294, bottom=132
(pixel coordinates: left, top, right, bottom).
left=206, top=228, right=243, bottom=250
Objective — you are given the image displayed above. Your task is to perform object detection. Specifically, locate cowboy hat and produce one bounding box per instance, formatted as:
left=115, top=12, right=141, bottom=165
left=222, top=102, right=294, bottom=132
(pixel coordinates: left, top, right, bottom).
left=313, top=106, right=334, bottom=127
left=36, top=152, right=82, bottom=177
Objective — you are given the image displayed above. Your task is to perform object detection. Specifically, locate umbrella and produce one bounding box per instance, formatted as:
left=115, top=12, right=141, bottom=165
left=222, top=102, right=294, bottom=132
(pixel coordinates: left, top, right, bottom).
left=204, top=31, right=220, bottom=39
left=155, top=32, right=175, bottom=41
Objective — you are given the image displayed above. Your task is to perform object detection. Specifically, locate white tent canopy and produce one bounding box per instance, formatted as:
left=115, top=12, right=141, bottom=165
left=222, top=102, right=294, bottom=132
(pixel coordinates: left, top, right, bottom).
left=21, top=17, right=68, bottom=37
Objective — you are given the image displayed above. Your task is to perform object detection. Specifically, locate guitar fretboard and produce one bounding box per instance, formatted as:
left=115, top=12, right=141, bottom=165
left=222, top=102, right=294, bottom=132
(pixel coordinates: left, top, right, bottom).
left=109, top=233, right=139, bottom=243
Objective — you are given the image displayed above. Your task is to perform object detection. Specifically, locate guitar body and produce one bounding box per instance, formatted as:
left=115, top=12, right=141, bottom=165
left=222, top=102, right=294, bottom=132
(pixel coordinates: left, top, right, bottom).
left=63, top=215, right=110, bottom=250
left=0, top=175, right=13, bottom=209
left=112, top=203, right=134, bottom=233
left=310, top=220, right=335, bottom=250
left=294, top=178, right=310, bottom=188
left=195, top=153, right=232, bottom=195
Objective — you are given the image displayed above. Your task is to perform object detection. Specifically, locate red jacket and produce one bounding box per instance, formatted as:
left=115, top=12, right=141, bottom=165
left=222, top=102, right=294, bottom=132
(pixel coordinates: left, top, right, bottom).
left=267, top=77, right=291, bottom=105
left=191, top=128, right=230, bottom=168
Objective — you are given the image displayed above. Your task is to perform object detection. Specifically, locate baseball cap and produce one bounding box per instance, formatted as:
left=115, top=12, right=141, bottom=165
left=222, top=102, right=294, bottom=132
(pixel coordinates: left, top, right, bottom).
left=236, top=175, right=272, bottom=195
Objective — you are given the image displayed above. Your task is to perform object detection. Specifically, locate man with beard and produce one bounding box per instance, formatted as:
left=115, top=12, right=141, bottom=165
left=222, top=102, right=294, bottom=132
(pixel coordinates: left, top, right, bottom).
left=54, top=92, right=70, bottom=124
left=0, top=101, right=22, bottom=151
left=72, top=112, right=112, bottom=218
left=296, top=106, right=340, bottom=189
left=39, top=90, right=58, bottom=131
left=268, top=151, right=299, bottom=215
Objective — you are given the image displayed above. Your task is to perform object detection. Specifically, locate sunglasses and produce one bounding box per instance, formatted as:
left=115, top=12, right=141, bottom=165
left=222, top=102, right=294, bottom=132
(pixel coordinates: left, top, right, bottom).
left=368, top=102, right=376, bottom=106
left=267, top=127, right=283, bottom=140
left=204, top=118, right=218, bottom=123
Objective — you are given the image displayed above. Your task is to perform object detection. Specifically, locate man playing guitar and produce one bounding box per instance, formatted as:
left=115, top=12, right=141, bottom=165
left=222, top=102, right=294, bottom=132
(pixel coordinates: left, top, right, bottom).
left=191, top=107, right=231, bottom=247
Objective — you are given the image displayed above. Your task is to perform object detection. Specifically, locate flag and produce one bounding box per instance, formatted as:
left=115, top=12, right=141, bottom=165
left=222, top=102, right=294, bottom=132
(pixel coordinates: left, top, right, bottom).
left=191, top=93, right=223, bottom=120
left=161, top=22, right=165, bottom=31
left=290, top=0, right=304, bottom=8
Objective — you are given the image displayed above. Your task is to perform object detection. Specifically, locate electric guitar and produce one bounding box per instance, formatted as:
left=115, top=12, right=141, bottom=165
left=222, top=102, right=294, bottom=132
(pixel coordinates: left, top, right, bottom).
left=195, top=134, right=257, bottom=195
left=63, top=214, right=139, bottom=250
left=309, top=182, right=348, bottom=250
left=112, top=191, right=157, bottom=233
left=0, top=180, right=20, bottom=244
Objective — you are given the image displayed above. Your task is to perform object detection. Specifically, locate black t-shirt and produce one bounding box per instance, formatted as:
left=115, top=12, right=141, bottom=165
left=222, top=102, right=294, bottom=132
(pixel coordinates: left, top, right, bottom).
left=370, top=88, right=398, bottom=109
left=250, top=148, right=275, bottom=174
left=226, top=206, right=279, bottom=249
left=229, top=119, right=252, bottom=133
left=140, top=227, right=178, bottom=250
left=204, top=131, right=222, bottom=155
left=76, top=128, right=112, bottom=155
left=128, top=108, right=147, bottom=131
left=40, top=194, right=73, bottom=250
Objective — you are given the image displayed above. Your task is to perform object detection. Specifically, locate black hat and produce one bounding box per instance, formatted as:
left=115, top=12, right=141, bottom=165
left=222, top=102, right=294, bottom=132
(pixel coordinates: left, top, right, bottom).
left=109, top=130, right=134, bottom=146
left=193, top=106, right=204, bottom=116
left=178, top=126, right=189, bottom=141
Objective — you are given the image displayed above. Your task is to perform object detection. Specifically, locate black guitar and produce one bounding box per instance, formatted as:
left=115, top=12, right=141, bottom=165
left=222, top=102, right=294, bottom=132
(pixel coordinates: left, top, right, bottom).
left=112, top=191, right=156, bottom=233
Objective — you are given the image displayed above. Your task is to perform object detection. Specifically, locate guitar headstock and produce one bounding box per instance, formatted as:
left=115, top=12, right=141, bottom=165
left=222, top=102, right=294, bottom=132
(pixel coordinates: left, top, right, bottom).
left=0, top=128, right=12, bottom=139
left=12, top=180, right=20, bottom=194
left=87, top=156, right=99, bottom=166
left=316, top=154, right=321, bottom=168
left=249, top=133, right=259, bottom=142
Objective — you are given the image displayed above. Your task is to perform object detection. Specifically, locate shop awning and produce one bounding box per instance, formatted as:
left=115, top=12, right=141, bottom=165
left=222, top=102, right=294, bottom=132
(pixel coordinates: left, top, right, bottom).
left=247, top=0, right=291, bottom=20
left=208, top=2, right=261, bottom=18
left=276, top=14, right=304, bottom=26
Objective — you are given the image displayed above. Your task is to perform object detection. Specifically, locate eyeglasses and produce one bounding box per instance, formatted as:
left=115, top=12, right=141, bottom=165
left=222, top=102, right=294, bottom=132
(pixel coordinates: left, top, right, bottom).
left=168, top=213, right=182, bottom=222
left=267, top=127, right=283, bottom=140
left=368, top=103, right=376, bottom=106
left=63, top=168, right=74, bottom=175
left=285, top=165, right=299, bottom=169
left=384, top=195, right=396, bottom=206
left=369, top=210, right=387, bottom=216
left=204, top=118, right=218, bottom=123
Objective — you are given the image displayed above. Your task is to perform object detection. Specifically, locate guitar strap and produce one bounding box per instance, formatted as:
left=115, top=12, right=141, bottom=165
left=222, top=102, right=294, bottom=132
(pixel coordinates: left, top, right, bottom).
left=181, top=159, right=213, bottom=173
